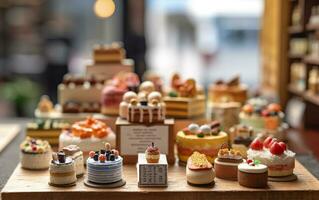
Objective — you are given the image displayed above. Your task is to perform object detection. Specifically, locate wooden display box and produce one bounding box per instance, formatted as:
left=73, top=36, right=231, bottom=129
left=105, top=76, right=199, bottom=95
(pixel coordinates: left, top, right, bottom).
left=137, top=153, right=168, bottom=187
left=163, top=95, right=206, bottom=118
left=1, top=161, right=319, bottom=200
left=116, top=118, right=175, bottom=164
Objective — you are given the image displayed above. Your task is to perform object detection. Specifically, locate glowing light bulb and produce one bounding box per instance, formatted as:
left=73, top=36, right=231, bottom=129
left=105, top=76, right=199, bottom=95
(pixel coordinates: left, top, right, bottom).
left=94, top=0, right=116, bottom=18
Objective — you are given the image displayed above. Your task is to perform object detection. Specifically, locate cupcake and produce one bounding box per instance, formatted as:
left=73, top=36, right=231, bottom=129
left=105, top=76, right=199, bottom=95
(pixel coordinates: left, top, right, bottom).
left=145, top=142, right=160, bottom=163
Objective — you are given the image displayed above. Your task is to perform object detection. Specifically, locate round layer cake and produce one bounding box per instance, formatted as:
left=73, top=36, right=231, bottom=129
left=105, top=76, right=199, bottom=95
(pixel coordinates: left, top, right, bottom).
left=49, top=152, right=77, bottom=186
left=87, top=145, right=123, bottom=184
left=247, top=137, right=295, bottom=177
left=59, top=117, right=116, bottom=161
left=176, top=122, right=228, bottom=163
left=20, top=137, right=52, bottom=170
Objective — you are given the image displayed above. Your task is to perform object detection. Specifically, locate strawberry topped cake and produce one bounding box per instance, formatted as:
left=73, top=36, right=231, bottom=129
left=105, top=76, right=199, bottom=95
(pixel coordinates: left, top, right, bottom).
left=176, top=122, right=228, bottom=164
left=247, top=136, right=295, bottom=177
left=59, top=117, right=115, bottom=161
left=145, top=142, right=160, bottom=163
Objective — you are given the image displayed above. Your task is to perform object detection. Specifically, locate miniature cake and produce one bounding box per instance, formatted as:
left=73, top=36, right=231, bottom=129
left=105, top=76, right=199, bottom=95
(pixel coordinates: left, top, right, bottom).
left=176, top=122, right=228, bottom=164
left=59, top=117, right=116, bottom=161
left=214, top=148, right=244, bottom=180
left=163, top=73, right=205, bottom=118
left=209, top=101, right=241, bottom=132
left=186, top=152, right=215, bottom=185
left=63, top=145, right=84, bottom=177
left=20, top=137, right=52, bottom=170
left=86, top=42, right=134, bottom=80
left=26, top=119, right=70, bottom=146
left=247, top=137, right=296, bottom=177
left=238, top=159, right=268, bottom=188
left=239, top=100, right=284, bottom=131
left=86, top=143, right=124, bottom=185
left=37, top=95, right=54, bottom=113
left=49, top=151, right=77, bottom=186
left=145, top=142, right=160, bottom=163
left=229, top=124, right=255, bottom=158
left=58, top=74, right=104, bottom=113
left=209, top=76, right=248, bottom=104
left=119, top=83, right=166, bottom=124
left=101, top=72, right=140, bottom=115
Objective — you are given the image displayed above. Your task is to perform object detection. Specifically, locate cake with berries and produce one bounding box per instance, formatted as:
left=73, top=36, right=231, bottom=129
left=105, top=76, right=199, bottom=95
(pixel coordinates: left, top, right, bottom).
left=62, top=145, right=84, bottom=177
left=59, top=117, right=115, bottom=161
left=49, top=151, right=77, bottom=186
left=238, top=159, right=268, bottom=188
left=229, top=124, right=255, bottom=158
left=86, top=143, right=124, bottom=185
left=145, top=142, right=160, bottom=163
left=247, top=136, right=296, bottom=177
left=176, top=122, right=228, bottom=164
left=214, top=148, right=244, bottom=180
left=209, top=76, right=248, bottom=104
left=240, top=100, right=284, bottom=131
left=119, top=82, right=166, bottom=124
left=20, top=137, right=52, bottom=170
left=186, top=152, right=215, bottom=185
left=163, top=73, right=205, bottom=118
left=101, top=72, right=140, bottom=115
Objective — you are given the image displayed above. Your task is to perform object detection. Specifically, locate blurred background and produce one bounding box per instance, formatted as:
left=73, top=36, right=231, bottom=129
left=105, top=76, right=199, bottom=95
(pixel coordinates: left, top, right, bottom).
left=0, top=0, right=264, bottom=117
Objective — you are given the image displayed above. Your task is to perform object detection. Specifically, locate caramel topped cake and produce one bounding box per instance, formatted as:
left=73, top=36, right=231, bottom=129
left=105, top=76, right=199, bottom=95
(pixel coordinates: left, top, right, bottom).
left=93, top=42, right=126, bottom=63
left=164, top=73, right=205, bottom=118
left=214, top=148, right=244, bottom=180
left=186, top=152, right=215, bottom=185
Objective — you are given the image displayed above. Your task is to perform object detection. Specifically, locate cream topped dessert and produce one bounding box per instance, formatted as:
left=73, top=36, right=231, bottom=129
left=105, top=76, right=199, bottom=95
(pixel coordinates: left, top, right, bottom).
left=247, top=136, right=295, bottom=177
left=63, top=145, right=84, bottom=177
left=186, top=152, right=215, bottom=185
left=238, top=159, right=268, bottom=188
left=20, top=137, right=52, bottom=170
left=145, top=142, right=160, bottom=163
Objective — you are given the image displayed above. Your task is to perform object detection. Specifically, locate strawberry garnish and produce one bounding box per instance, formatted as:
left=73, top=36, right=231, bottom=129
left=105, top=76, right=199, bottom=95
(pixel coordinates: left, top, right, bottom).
left=263, top=136, right=273, bottom=148
left=250, top=138, right=263, bottom=150
left=278, top=142, right=287, bottom=151
left=270, top=142, right=284, bottom=155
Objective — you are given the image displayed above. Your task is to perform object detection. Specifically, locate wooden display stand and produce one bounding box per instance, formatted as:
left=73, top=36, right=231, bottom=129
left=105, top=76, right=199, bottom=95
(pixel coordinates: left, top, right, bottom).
left=137, top=153, right=168, bottom=187
left=116, top=118, right=175, bottom=164
left=1, top=161, right=319, bottom=200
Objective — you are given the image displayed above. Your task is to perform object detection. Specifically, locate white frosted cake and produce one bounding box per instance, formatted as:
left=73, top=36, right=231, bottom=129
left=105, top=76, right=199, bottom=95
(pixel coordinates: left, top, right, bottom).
left=247, top=137, right=295, bottom=177
left=49, top=151, right=77, bottom=186
left=86, top=143, right=123, bottom=184
left=59, top=117, right=116, bottom=161
left=62, top=145, right=84, bottom=177
left=20, top=137, right=52, bottom=170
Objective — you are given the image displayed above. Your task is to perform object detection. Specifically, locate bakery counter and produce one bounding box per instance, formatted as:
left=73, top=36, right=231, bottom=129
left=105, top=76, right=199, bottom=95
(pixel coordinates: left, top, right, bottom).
left=1, top=161, right=319, bottom=200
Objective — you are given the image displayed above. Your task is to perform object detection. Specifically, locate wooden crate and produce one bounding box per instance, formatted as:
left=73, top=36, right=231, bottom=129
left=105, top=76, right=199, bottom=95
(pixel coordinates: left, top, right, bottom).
left=1, top=161, right=319, bottom=200
left=116, top=118, right=175, bottom=164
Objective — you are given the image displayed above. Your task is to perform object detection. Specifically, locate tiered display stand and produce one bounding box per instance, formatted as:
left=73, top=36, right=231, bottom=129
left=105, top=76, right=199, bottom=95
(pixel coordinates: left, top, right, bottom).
left=1, top=161, right=318, bottom=200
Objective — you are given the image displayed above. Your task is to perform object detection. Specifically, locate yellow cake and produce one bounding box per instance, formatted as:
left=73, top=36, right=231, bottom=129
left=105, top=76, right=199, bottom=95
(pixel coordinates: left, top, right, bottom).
left=176, top=122, right=228, bottom=163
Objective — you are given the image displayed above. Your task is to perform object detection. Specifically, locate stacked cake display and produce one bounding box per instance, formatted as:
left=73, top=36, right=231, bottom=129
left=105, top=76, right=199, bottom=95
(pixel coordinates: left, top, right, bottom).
left=86, top=42, right=134, bottom=80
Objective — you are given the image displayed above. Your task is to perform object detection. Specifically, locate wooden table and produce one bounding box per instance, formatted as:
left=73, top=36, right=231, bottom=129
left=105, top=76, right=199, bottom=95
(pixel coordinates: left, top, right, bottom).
left=1, top=161, right=319, bottom=200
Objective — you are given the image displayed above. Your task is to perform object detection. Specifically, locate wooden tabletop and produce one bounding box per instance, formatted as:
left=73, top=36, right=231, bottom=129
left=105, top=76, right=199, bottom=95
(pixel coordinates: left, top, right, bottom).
left=1, top=160, right=319, bottom=200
